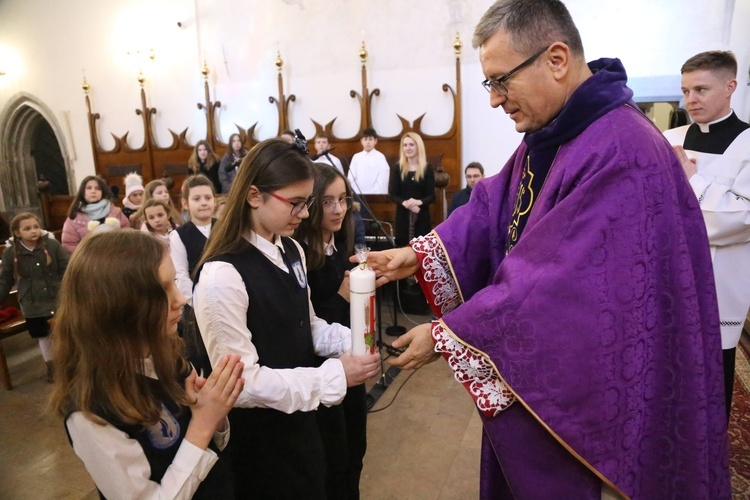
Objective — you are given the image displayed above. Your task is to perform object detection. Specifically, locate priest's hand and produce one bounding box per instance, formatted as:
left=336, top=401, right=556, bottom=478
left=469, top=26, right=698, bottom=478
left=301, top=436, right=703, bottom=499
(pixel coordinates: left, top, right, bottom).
left=350, top=247, right=419, bottom=286
left=672, top=145, right=697, bottom=178
left=389, top=323, right=440, bottom=370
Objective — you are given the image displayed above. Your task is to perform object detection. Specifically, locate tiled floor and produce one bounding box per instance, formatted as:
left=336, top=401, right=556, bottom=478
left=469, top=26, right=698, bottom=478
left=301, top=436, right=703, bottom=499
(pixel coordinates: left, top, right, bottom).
left=0, top=318, right=481, bottom=499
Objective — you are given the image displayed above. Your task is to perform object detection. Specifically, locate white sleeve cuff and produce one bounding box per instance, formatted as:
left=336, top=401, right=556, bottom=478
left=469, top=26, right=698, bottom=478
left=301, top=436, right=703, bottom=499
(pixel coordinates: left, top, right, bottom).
left=318, top=358, right=347, bottom=407
left=212, top=418, right=230, bottom=451
left=172, top=439, right=219, bottom=482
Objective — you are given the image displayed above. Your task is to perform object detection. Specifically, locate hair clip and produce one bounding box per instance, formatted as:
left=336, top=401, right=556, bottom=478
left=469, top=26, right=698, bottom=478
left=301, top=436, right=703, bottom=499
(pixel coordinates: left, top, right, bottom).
left=292, top=129, right=309, bottom=156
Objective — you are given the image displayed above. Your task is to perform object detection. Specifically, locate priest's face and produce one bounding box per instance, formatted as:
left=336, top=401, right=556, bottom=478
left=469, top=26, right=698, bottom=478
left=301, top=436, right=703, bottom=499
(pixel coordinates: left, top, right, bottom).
left=681, top=69, right=735, bottom=124
left=480, top=30, right=561, bottom=133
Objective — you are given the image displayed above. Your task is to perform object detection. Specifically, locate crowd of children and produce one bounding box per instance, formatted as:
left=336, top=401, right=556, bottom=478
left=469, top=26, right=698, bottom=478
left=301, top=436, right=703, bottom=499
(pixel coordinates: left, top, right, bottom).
left=0, top=128, right=443, bottom=498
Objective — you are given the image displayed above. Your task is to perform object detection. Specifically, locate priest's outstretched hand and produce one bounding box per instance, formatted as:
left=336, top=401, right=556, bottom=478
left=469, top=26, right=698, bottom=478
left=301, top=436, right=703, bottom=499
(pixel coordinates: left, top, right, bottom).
left=350, top=246, right=419, bottom=286
left=388, top=323, right=440, bottom=370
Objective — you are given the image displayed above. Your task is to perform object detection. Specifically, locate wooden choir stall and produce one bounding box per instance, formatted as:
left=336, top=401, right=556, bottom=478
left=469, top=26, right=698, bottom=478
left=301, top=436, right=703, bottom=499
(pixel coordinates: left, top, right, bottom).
left=40, top=36, right=467, bottom=244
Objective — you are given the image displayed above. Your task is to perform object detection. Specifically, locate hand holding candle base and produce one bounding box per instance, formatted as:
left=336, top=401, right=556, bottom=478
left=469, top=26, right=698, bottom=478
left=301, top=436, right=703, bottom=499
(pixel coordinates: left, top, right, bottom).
left=340, top=351, right=381, bottom=386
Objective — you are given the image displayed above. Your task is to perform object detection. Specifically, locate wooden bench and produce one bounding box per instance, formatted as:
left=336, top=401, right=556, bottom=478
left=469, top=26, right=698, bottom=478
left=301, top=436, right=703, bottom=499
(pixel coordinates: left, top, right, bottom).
left=0, top=290, right=27, bottom=390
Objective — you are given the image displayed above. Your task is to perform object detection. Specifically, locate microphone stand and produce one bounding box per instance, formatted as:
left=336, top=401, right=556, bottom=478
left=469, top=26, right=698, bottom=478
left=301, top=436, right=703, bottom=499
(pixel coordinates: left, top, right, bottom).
left=348, top=171, right=406, bottom=339
left=346, top=169, right=407, bottom=400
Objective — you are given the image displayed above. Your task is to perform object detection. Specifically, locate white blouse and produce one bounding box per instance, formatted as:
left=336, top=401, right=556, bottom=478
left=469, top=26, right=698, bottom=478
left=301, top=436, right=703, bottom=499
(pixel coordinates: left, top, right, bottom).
left=169, top=223, right=211, bottom=307
left=193, top=231, right=351, bottom=413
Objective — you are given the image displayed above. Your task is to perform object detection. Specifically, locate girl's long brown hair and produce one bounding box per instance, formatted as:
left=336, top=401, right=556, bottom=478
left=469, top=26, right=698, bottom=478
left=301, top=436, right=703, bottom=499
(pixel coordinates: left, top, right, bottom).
left=50, top=230, right=190, bottom=426
left=294, top=163, right=355, bottom=271
left=196, top=139, right=313, bottom=274
left=223, top=133, right=249, bottom=160
left=67, top=176, right=112, bottom=219
left=188, top=140, right=219, bottom=173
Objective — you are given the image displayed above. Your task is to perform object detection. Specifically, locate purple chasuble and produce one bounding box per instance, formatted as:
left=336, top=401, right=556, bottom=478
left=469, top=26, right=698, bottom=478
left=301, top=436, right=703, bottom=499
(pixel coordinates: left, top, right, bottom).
left=429, top=59, right=730, bottom=499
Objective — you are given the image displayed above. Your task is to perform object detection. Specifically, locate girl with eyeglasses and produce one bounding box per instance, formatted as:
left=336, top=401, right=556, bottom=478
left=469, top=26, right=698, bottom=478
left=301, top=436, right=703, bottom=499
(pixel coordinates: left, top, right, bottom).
left=294, top=163, right=367, bottom=499
left=193, top=139, right=380, bottom=498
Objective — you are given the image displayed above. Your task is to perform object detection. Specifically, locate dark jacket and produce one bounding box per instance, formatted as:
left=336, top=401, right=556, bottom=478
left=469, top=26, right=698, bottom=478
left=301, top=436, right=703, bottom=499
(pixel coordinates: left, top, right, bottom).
left=0, top=233, right=68, bottom=318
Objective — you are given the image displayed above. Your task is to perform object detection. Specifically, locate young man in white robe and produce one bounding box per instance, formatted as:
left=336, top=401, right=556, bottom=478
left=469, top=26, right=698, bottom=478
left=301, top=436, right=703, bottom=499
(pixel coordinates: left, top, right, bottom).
left=664, top=50, right=750, bottom=418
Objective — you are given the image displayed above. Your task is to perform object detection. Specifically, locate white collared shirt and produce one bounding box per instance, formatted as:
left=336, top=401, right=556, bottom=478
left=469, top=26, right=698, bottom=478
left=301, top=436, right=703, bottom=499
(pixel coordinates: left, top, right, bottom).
left=193, top=231, right=351, bottom=413
left=169, top=223, right=212, bottom=306
left=65, top=358, right=229, bottom=499
left=696, top=110, right=734, bottom=133
left=323, top=236, right=337, bottom=257
left=314, top=153, right=345, bottom=175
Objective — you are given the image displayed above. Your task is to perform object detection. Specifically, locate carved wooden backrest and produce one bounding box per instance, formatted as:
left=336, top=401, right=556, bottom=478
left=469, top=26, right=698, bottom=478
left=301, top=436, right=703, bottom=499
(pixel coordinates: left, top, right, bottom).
left=44, top=42, right=465, bottom=234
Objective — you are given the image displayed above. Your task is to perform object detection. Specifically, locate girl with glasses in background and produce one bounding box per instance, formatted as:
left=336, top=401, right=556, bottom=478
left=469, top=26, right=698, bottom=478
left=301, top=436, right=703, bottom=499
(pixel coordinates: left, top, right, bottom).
left=193, top=139, right=380, bottom=498
left=295, top=163, right=367, bottom=499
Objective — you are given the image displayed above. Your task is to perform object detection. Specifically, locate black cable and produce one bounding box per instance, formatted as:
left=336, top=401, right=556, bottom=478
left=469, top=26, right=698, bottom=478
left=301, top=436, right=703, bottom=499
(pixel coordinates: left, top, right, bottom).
left=393, top=280, right=426, bottom=327
left=367, top=367, right=419, bottom=413
left=384, top=344, right=405, bottom=357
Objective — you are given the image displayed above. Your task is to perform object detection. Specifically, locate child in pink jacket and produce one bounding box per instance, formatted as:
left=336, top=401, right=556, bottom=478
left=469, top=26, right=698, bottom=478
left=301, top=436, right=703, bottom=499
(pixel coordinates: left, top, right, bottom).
left=61, top=176, right=130, bottom=254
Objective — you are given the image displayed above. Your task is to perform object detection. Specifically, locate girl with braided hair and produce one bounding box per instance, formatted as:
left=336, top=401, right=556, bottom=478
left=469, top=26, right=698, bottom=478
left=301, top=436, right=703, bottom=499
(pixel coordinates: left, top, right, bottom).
left=0, top=212, right=68, bottom=382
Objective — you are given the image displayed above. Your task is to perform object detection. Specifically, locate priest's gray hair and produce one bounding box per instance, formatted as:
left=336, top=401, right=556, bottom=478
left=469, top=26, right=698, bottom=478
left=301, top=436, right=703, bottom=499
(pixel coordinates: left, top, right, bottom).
left=472, top=0, right=584, bottom=59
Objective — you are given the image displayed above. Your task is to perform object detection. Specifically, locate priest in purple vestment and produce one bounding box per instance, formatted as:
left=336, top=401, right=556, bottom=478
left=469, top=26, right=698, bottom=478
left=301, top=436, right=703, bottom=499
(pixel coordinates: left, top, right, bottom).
left=361, top=1, right=731, bottom=498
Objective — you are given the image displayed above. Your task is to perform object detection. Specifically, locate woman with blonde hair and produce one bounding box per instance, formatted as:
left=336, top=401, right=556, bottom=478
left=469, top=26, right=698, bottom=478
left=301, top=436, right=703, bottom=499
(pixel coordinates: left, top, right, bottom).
left=388, top=131, right=435, bottom=246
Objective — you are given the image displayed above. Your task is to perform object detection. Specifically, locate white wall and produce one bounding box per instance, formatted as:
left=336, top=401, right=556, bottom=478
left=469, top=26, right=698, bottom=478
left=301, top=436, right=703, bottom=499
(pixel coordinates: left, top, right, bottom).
left=0, top=0, right=747, bottom=193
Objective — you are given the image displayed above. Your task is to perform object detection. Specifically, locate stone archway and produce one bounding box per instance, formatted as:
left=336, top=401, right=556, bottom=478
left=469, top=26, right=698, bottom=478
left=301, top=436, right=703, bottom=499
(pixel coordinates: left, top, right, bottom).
left=0, top=93, right=75, bottom=216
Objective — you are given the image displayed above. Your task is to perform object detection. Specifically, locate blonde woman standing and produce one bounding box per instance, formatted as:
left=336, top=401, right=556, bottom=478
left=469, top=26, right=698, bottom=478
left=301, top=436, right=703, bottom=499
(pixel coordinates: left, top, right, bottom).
left=388, top=132, right=435, bottom=247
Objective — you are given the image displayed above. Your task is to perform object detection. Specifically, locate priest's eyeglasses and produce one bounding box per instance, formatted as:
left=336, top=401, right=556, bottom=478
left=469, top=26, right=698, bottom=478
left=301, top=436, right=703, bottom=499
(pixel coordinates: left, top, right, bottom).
left=267, top=191, right=316, bottom=216
left=322, top=196, right=353, bottom=213
left=481, top=46, right=548, bottom=96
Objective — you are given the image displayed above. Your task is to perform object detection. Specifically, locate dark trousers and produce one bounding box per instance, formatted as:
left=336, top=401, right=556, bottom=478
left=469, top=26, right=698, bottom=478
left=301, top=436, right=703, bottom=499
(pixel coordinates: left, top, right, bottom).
left=723, top=347, right=736, bottom=420
left=26, top=316, right=52, bottom=338
left=316, top=384, right=368, bottom=500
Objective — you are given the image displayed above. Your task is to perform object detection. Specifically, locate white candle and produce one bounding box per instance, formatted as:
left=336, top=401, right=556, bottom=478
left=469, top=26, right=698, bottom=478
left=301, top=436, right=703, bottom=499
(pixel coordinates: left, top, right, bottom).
left=350, top=247, right=376, bottom=356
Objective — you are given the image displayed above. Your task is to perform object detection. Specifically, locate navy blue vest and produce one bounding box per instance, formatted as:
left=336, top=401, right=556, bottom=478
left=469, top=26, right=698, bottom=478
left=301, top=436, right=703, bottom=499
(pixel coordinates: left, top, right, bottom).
left=174, top=219, right=214, bottom=276
left=196, top=236, right=327, bottom=498
left=65, top=375, right=233, bottom=499
left=209, top=237, right=316, bottom=369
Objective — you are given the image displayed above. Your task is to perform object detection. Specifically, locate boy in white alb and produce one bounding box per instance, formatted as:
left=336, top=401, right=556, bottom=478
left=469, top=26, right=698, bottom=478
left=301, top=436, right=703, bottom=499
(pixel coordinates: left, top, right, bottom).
left=664, top=50, right=750, bottom=418
left=347, top=128, right=390, bottom=195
